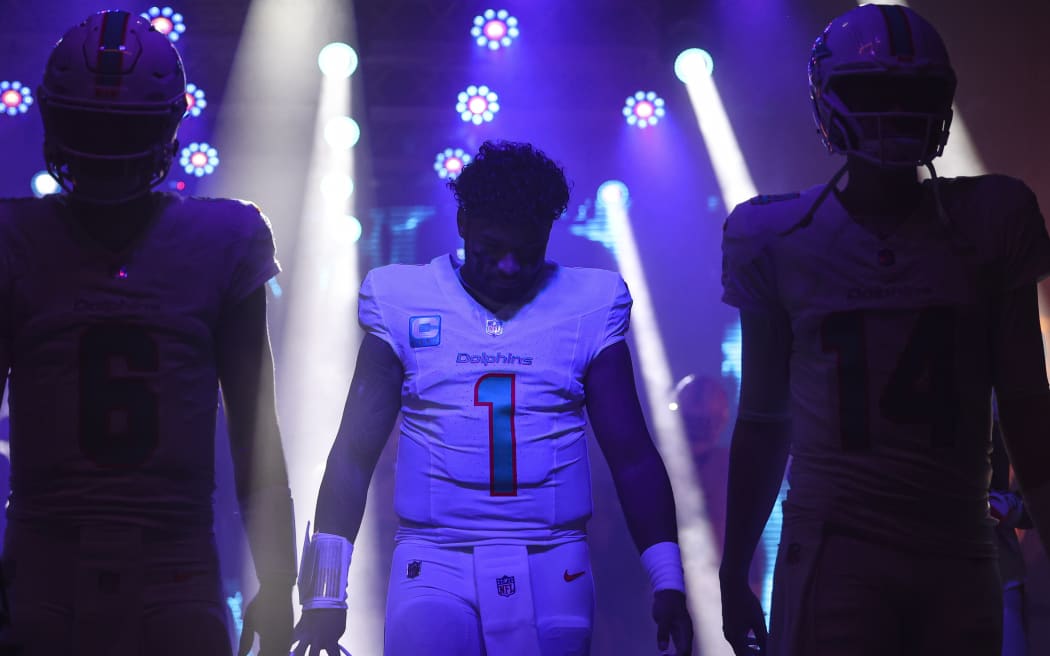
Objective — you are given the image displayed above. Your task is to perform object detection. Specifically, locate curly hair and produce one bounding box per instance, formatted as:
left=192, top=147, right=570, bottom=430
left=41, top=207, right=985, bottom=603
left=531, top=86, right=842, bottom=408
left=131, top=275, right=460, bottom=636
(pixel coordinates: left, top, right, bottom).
left=448, top=140, right=570, bottom=228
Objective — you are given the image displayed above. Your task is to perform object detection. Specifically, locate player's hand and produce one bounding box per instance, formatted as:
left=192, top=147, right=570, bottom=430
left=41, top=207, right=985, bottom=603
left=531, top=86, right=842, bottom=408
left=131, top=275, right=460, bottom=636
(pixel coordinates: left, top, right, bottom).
left=237, top=582, right=294, bottom=656
left=989, top=490, right=1023, bottom=527
left=720, top=575, right=766, bottom=655
left=292, top=608, right=346, bottom=656
left=653, top=588, right=693, bottom=655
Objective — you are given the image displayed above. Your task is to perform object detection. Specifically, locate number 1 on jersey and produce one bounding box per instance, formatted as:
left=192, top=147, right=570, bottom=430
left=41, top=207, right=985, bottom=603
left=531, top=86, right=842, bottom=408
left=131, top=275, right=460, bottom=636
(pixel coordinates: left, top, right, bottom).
left=475, top=373, right=517, bottom=496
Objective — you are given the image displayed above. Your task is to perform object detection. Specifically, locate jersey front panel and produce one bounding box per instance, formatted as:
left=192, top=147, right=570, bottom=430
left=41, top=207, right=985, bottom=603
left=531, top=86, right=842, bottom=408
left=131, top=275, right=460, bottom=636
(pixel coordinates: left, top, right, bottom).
left=359, top=254, right=631, bottom=544
left=722, top=176, right=1050, bottom=557
left=0, top=194, right=279, bottom=532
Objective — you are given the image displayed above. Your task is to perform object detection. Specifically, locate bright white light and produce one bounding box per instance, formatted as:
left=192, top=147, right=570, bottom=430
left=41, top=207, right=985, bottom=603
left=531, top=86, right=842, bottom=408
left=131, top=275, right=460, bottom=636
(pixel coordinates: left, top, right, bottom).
left=600, top=184, right=731, bottom=656
left=681, top=70, right=756, bottom=208
left=344, top=214, right=363, bottom=243
left=320, top=173, right=354, bottom=201
left=324, top=116, right=361, bottom=149
left=597, top=180, right=629, bottom=208
left=675, top=48, right=715, bottom=83
left=318, top=42, right=359, bottom=78
left=30, top=170, right=59, bottom=197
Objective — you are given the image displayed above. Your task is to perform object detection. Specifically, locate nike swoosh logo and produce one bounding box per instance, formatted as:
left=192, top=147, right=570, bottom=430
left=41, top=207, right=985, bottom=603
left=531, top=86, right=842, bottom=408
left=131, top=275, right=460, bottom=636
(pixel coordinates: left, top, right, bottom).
left=563, top=569, right=586, bottom=582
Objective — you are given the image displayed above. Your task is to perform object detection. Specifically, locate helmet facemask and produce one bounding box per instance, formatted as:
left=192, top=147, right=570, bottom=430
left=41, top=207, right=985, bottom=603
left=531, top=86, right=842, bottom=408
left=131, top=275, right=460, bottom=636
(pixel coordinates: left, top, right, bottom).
left=808, top=4, right=957, bottom=169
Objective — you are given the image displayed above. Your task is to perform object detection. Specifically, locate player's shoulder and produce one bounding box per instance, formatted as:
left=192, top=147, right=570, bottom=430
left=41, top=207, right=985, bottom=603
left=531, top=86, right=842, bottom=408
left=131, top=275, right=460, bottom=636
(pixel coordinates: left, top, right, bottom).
left=0, top=195, right=56, bottom=227
left=173, top=194, right=272, bottom=234
left=725, top=189, right=814, bottom=231
left=552, top=264, right=626, bottom=300
left=723, top=186, right=821, bottom=260
left=361, top=258, right=443, bottom=305
left=936, top=173, right=1036, bottom=213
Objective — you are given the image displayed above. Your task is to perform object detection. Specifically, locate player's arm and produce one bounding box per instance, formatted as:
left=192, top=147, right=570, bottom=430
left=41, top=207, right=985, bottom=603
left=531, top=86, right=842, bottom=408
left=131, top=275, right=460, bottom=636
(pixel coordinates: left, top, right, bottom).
left=217, top=284, right=296, bottom=583
left=719, top=308, right=792, bottom=656
left=292, top=332, right=403, bottom=655
left=992, top=280, right=1050, bottom=550
left=215, top=284, right=297, bottom=656
left=313, top=332, right=403, bottom=541
left=585, top=339, right=693, bottom=655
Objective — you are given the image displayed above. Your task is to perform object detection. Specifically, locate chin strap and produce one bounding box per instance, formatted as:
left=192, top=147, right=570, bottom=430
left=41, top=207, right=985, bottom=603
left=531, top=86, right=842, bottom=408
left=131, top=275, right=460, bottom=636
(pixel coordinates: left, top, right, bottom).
left=778, top=162, right=848, bottom=237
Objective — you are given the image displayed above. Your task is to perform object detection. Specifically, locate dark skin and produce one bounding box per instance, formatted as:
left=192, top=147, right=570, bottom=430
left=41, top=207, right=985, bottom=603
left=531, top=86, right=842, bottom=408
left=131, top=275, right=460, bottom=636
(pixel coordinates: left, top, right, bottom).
left=296, top=217, right=693, bottom=655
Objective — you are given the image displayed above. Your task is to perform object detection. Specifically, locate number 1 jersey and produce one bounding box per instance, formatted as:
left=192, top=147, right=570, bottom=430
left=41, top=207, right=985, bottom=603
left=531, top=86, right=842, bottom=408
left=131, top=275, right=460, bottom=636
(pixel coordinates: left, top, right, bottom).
left=359, top=254, right=631, bottom=545
left=0, top=193, right=279, bottom=532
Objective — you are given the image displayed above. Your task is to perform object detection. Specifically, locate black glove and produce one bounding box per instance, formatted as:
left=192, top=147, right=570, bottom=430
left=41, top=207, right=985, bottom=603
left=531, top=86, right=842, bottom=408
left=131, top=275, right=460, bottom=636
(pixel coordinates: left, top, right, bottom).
left=237, top=582, right=294, bottom=656
left=653, top=588, right=693, bottom=655
left=292, top=607, right=347, bottom=656
left=720, top=576, right=766, bottom=656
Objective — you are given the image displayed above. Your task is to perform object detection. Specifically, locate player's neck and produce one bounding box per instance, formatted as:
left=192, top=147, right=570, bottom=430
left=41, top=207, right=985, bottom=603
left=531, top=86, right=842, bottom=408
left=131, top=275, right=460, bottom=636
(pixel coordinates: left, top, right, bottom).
left=839, top=159, right=924, bottom=236
left=66, top=193, right=159, bottom=253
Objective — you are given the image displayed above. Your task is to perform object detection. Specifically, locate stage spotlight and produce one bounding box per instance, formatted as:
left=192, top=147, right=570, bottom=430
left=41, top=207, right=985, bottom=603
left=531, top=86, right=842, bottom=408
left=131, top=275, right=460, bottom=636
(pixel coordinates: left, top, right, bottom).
left=180, top=142, right=219, bottom=177
left=597, top=180, right=630, bottom=208
left=434, top=148, right=472, bottom=180
left=184, top=83, right=207, bottom=118
left=622, top=91, right=666, bottom=129
left=457, top=85, right=500, bottom=125
left=1, top=81, right=33, bottom=116
left=142, top=6, right=186, bottom=42
left=324, top=116, right=361, bottom=149
left=471, top=9, right=519, bottom=50
left=674, top=48, right=714, bottom=83
left=30, top=171, right=59, bottom=197
left=320, top=173, right=354, bottom=202
left=318, top=42, right=358, bottom=78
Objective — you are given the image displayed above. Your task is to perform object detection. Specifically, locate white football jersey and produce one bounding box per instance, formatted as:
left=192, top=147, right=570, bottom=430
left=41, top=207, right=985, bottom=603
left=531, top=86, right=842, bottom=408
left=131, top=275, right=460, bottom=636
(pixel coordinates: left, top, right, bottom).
left=0, top=193, right=279, bottom=532
left=722, top=175, right=1050, bottom=557
left=359, top=254, right=631, bottom=545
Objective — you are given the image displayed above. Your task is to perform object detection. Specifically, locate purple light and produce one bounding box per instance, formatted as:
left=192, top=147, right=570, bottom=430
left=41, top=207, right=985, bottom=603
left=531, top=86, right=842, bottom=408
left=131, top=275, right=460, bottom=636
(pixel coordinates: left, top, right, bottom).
left=0, top=81, right=33, bottom=116
left=434, top=148, right=472, bottom=180
left=471, top=9, right=519, bottom=50
left=457, top=85, right=500, bottom=125
left=142, top=6, right=187, bottom=42
left=484, top=20, right=507, bottom=40
left=622, top=91, right=666, bottom=128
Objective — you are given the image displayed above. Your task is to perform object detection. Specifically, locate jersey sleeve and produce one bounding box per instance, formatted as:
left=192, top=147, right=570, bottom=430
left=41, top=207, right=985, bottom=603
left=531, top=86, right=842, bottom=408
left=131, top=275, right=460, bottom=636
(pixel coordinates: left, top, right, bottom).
left=358, top=270, right=396, bottom=351
left=999, top=180, right=1050, bottom=291
left=227, top=200, right=281, bottom=303
left=721, top=202, right=782, bottom=312
left=597, top=275, right=632, bottom=352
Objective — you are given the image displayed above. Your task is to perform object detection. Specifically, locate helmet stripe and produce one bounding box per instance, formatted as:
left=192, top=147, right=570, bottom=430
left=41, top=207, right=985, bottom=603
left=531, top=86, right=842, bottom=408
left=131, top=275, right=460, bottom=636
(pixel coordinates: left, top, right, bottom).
left=878, top=5, right=915, bottom=58
left=95, top=10, right=131, bottom=92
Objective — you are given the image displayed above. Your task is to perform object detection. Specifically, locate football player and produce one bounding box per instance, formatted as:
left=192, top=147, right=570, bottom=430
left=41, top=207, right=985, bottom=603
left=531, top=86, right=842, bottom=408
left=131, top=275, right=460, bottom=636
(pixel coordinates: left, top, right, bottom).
left=292, top=141, right=694, bottom=655
left=0, top=11, right=296, bottom=656
left=719, top=4, right=1050, bottom=656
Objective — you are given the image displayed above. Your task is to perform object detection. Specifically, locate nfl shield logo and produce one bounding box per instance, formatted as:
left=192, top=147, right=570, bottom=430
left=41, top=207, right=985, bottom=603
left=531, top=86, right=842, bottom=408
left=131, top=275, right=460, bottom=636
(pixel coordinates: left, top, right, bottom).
left=496, top=575, right=516, bottom=597
left=407, top=560, right=422, bottom=579
left=485, top=319, right=504, bottom=336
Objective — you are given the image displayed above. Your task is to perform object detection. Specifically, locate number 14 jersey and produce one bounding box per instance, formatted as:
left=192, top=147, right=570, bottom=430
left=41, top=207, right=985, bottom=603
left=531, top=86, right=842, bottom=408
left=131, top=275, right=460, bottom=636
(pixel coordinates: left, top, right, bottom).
left=359, top=254, right=631, bottom=546
left=722, top=175, right=1050, bottom=557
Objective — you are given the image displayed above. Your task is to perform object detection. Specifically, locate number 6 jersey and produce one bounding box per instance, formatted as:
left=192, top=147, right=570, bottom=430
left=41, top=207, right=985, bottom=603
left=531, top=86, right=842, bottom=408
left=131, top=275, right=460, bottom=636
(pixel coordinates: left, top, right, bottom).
left=0, top=193, right=279, bottom=532
left=359, top=253, right=631, bottom=546
left=722, top=175, right=1050, bottom=557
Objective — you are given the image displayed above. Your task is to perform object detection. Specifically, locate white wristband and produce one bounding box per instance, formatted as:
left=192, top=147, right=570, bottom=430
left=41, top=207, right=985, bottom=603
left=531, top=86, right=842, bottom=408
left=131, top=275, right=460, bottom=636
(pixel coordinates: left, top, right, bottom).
left=640, top=541, right=686, bottom=593
left=298, top=527, right=353, bottom=610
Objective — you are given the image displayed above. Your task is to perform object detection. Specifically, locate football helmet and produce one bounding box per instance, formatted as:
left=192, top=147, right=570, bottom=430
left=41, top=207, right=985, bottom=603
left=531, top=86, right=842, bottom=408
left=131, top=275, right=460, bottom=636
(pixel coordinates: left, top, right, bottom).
left=808, top=4, right=956, bottom=168
left=37, top=10, right=188, bottom=203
